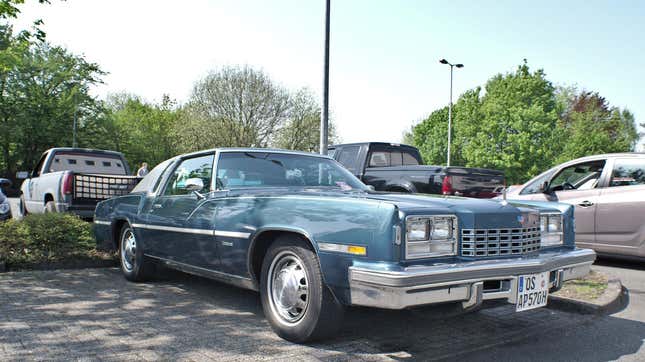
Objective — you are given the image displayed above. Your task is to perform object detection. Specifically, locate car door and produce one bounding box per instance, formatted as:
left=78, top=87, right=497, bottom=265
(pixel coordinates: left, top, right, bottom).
left=26, top=153, right=49, bottom=213
left=525, top=159, right=608, bottom=245
left=593, top=157, right=645, bottom=257
left=141, top=153, right=219, bottom=268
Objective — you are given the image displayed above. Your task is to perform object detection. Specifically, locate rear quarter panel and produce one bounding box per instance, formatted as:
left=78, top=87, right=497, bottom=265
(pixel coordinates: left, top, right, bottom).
left=94, top=193, right=146, bottom=251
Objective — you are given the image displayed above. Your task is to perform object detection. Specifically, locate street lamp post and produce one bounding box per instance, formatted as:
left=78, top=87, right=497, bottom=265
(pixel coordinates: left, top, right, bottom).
left=439, top=59, right=463, bottom=167
left=320, top=0, right=331, bottom=155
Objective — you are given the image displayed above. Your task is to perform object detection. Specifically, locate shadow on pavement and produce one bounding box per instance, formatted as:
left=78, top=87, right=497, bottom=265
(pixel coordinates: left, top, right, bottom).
left=0, top=267, right=643, bottom=361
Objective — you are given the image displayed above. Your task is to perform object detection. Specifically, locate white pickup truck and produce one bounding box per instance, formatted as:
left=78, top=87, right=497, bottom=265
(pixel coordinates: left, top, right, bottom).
left=18, top=148, right=142, bottom=219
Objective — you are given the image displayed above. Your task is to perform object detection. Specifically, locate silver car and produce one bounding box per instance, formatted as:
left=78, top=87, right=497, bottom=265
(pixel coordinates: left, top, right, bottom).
left=506, top=153, right=645, bottom=260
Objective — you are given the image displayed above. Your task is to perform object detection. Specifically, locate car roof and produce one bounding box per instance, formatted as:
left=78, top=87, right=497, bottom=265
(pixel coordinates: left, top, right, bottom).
left=562, top=152, right=645, bottom=165
left=45, top=147, right=125, bottom=157
left=329, top=142, right=417, bottom=149
left=177, top=147, right=333, bottom=160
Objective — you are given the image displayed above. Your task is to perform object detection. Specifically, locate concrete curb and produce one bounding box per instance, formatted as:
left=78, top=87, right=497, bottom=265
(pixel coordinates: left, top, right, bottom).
left=548, top=278, right=627, bottom=315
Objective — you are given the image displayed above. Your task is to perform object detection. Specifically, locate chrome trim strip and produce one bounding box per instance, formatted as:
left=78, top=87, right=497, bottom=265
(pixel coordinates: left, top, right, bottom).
left=131, top=223, right=250, bottom=238
left=93, top=220, right=111, bottom=225
left=214, top=230, right=251, bottom=239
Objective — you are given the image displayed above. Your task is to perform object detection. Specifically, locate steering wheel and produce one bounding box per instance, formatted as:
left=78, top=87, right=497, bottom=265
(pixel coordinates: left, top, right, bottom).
left=561, top=181, right=575, bottom=190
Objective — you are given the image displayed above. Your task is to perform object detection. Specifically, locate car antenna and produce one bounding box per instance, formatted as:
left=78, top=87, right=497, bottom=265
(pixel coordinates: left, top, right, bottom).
left=501, top=183, right=508, bottom=206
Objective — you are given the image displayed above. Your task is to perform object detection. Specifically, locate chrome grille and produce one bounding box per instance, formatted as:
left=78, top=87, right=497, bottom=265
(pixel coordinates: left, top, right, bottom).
left=461, top=227, right=540, bottom=257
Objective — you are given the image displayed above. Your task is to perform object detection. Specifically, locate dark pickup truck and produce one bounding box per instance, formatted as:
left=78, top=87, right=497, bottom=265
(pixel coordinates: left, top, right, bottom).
left=329, top=142, right=505, bottom=198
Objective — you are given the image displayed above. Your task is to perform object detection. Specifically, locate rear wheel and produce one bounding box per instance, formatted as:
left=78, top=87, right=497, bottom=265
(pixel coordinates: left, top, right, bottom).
left=45, top=201, right=55, bottom=213
left=119, top=224, right=155, bottom=282
left=260, top=236, right=344, bottom=343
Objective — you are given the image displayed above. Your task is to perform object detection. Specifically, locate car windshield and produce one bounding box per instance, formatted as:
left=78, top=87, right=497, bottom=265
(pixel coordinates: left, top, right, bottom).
left=217, top=152, right=367, bottom=191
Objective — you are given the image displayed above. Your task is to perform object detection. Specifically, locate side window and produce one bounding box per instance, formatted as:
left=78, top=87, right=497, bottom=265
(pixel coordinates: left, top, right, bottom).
left=390, top=152, right=403, bottom=166
left=609, top=159, right=645, bottom=187
left=32, top=153, right=48, bottom=177
left=520, top=170, right=554, bottom=195
left=402, top=151, right=420, bottom=166
left=369, top=152, right=389, bottom=167
left=549, top=160, right=606, bottom=192
left=163, top=154, right=214, bottom=196
left=337, top=146, right=360, bottom=173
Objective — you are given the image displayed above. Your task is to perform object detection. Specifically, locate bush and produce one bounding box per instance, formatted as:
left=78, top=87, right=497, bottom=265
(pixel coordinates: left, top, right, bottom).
left=0, top=213, right=97, bottom=265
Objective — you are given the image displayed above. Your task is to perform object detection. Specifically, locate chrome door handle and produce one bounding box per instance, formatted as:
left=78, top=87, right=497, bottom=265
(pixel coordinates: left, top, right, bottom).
left=578, top=200, right=594, bottom=207
left=152, top=203, right=163, bottom=209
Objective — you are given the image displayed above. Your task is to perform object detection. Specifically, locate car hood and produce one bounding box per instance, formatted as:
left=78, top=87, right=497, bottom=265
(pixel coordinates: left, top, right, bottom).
left=223, top=188, right=560, bottom=229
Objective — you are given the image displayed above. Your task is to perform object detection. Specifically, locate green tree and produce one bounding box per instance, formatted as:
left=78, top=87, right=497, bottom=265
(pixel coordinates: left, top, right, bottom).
left=100, top=93, right=180, bottom=169
left=409, top=61, right=641, bottom=184
left=273, top=88, right=337, bottom=152
left=177, top=65, right=290, bottom=150
left=557, top=90, right=639, bottom=162
left=459, top=62, right=562, bottom=183
left=0, top=40, right=104, bottom=175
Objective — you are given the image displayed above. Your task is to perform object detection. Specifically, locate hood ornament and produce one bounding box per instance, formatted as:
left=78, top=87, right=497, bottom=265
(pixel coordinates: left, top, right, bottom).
left=501, top=186, right=508, bottom=206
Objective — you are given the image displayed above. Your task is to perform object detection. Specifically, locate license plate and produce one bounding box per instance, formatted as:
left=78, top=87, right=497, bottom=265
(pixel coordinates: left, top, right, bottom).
left=516, top=272, right=549, bottom=312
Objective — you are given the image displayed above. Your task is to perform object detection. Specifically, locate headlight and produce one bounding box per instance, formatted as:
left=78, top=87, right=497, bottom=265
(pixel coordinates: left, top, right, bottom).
left=540, top=213, right=563, bottom=247
left=405, top=215, right=457, bottom=259
left=0, top=200, right=10, bottom=214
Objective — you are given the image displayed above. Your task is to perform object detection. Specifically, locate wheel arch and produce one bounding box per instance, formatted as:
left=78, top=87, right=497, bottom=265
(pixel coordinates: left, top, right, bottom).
left=247, top=227, right=318, bottom=286
left=44, top=193, right=54, bottom=204
left=111, top=218, right=133, bottom=250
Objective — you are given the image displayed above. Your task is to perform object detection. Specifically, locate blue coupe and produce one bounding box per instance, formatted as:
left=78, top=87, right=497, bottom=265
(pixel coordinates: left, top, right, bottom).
left=93, top=148, right=596, bottom=342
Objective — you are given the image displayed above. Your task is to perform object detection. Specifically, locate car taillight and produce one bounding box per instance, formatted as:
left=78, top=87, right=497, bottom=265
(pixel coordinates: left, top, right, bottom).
left=441, top=175, right=453, bottom=195
left=62, top=173, right=73, bottom=195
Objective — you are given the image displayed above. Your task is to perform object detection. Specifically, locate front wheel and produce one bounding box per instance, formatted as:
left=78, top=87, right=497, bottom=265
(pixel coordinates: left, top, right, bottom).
left=119, top=224, right=155, bottom=282
left=260, top=236, right=344, bottom=343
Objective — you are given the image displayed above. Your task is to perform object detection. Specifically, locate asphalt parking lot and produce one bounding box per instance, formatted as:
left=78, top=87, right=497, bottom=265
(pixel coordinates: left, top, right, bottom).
left=0, top=260, right=643, bottom=361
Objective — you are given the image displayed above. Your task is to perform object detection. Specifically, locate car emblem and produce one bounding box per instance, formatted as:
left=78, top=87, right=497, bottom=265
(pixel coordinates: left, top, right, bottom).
left=517, top=215, right=525, bottom=224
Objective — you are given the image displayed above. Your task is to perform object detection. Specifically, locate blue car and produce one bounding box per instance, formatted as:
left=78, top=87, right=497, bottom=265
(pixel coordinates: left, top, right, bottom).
left=93, top=148, right=596, bottom=342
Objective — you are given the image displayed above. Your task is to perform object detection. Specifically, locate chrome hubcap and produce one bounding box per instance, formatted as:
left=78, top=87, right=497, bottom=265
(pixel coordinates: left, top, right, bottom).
left=268, top=252, right=309, bottom=324
left=121, top=229, right=137, bottom=272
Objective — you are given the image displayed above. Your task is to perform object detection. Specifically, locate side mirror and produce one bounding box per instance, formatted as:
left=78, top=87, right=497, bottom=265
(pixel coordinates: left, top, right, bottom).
left=0, top=178, right=11, bottom=188
left=185, top=178, right=206, bottom=200
left=16, top=171, right=29, bottom=180
left=539, top=181, right=550, bottom=194
left=185, top=178, right=204, bottom=192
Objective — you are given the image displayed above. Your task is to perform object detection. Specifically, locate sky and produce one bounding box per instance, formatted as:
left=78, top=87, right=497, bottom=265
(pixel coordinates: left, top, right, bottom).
left=13, top=0, right=645, bottom=150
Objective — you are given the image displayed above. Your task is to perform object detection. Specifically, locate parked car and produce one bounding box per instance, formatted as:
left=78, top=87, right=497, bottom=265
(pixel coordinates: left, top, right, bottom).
left=18, top=148, right=141, bottom=219
left=0, top=178, right=12, bottom=221
left=505, top=153, right=645, bottom=260
left=328, top=142, right=505, bottom=198
left=93, top=148, right=595, bottom=343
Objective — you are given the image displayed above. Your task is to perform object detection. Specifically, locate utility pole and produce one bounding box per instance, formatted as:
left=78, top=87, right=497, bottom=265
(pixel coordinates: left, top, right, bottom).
left=439, top=59, right=463, bottom=167
left=320, top=0, right=330, bottom=155
left=72, top=92, right=78, bottom=148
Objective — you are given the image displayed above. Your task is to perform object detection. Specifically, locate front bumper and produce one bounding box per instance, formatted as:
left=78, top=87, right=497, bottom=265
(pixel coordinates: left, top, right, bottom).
left=349, top=248, right=596, bottom=309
